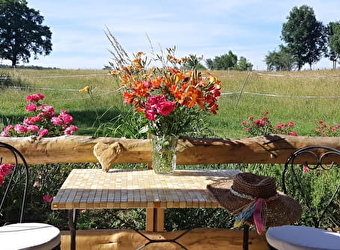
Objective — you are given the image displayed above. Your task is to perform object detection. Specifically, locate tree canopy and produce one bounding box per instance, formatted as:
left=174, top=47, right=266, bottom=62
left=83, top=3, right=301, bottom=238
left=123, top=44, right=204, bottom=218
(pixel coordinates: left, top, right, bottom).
left=265, top=45, right=296, bottom=71
left=206, top=51, right=252, bottom=71
left=0, top=0, right=52, bottom=67
left=326, top=21, right=340, bottom=69
left=281, top=5, right=326, bottom=70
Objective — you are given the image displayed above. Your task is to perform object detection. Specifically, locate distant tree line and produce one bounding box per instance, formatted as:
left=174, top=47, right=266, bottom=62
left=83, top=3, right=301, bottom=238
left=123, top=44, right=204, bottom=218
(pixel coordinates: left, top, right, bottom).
left=182, top=52, right=253, bottom=71
left=205, top=51, right=253, bottom=71
left=265, top=5, right=340, bottom=71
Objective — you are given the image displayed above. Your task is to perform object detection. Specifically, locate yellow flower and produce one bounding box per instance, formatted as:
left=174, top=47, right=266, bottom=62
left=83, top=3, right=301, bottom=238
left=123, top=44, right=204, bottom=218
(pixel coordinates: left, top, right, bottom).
left=79, top=86, right=90, bottom=93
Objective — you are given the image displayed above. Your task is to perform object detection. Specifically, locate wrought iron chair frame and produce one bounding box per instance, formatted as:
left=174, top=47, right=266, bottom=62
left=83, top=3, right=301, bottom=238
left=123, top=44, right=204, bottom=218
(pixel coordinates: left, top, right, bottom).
left=282, top=145, right=340, bottom=229
left=0, top=142, right=29, bottom=223
left=0, top=141, right=61, bottom=249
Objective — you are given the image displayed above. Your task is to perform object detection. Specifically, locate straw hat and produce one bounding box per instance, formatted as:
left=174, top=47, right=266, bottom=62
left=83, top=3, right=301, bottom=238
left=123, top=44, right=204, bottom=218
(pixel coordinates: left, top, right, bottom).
left=207, top=172, right=302, bottom=234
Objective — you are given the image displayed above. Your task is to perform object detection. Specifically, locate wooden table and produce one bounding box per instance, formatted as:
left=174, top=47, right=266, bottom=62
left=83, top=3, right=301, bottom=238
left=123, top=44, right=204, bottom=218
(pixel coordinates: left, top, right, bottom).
left=51, top=168, right=240, bottom=250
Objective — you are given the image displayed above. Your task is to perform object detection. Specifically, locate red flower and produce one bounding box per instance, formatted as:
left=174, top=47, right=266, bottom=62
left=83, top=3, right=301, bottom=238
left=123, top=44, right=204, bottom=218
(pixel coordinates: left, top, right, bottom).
left=43, top=195, right=53, bottom=203
left=38, top=129, right=49, bottom=137
left=25, top=104, right=37, bottom=112
left=26, top=93, right=45, bottom=103
left=156, top=101, right=175, bottom=116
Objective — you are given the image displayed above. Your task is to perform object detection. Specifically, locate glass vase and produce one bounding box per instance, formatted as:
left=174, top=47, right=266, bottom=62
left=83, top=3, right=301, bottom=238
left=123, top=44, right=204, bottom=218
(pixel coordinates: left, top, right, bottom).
left=151, top=135, right=178, bottom=175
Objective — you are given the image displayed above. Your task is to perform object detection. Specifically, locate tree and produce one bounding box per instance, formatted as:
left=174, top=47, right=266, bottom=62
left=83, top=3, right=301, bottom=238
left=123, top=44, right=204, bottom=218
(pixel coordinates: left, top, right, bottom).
left=325, top=21, right=340, bottom=69
left=205, top=51, right=238, bottom=70
left=265, top=45, right=296, bottom=71
left=0, top=0, right=52, bottom=67
left=235, top=56, right=253, bottom=71
left=182, top=54, right=206, bottom=70
left=281, top=5, right=326, bottom=70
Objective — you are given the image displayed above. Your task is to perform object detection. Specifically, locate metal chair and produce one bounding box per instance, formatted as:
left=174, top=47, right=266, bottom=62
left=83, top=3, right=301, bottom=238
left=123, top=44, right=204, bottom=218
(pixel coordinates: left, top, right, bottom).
left=266, top=145, right=340, bottom=250
left=0, top=142, right=61, bottom=249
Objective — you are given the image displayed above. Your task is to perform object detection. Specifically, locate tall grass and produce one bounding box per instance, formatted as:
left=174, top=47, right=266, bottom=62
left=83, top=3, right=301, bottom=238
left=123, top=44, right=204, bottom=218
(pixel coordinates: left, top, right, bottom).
left=1, top=68, right=340, bottom=138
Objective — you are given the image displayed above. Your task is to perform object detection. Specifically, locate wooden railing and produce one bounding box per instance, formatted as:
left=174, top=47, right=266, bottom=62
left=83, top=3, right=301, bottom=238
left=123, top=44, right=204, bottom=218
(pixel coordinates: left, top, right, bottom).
left=0, top=134, right=339, bottom=171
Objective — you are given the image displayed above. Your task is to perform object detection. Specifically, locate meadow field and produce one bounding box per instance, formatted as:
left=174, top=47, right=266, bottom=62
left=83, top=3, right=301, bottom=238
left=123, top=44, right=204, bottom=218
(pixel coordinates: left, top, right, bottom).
left=1, top=68, right=340, bottom=138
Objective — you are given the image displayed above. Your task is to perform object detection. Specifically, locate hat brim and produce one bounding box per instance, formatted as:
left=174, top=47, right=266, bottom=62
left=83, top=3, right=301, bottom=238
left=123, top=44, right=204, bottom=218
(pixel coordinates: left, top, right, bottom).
left=207, top=179, right=302, bottom=227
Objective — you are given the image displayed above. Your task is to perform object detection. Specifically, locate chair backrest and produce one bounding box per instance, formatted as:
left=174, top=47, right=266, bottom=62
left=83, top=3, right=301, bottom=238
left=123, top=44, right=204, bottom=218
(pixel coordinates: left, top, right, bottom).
left=0, top=142, right=29, bottom=224
left=282, top=145, right=340, bottom=230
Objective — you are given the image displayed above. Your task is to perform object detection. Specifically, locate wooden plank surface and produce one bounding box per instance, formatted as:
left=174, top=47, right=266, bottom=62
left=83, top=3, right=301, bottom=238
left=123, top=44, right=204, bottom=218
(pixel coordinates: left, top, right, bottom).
left=60, top=228, right=269, bottom=250
left=52, top=169, right=241, bottom=210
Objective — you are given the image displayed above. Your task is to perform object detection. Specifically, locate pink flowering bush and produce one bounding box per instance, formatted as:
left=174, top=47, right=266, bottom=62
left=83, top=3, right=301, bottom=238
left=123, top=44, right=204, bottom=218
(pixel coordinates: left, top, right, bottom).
left=241, top=111, right=297, bottom=137
left=313, top=120, right=340, bottom=137
left=0, top=93, right=78, bottom=137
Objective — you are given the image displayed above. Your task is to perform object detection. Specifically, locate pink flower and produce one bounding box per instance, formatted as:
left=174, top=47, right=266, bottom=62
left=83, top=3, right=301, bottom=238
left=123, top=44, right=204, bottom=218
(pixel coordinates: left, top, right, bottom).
left=248, top=116, right=254, bottom=120
left=147, top=95, right=166, bottom=106
left=26, top=93, right=45, bottom=103
left=60, top=113, right=73, bottom=124
left=33, top=181, right=41, bottom=188
left=24, top=116, right=44, bottom=125
left=3, top=125, right=14, bottom=132
left=2, top=125, right=14, bottom=135
left=39, top=105, right=55, bottom=118
left=288, top=122, right=295, bottom=127
left=51, top=116, right=64, bottom=126
left=63, top=125, right=79, bottom=135
left=156, top=101, right=175, bottom=116
left=25, top=104, right=37, bottom=112
left=330, top=126, right=337, bottom=131
left=0, top=164, right=14, bottom=176
left=145, top=109, right=157, bottom=121
left=14, top=124, right=28, bottom=134
left=289, top=132, right=298, bottom=136
left=241, top=121, right=246, bottom=125
left=27, top=125, right=39, bottom=132
left=302, top=166, right=309, bottom=172
left=0, top=175, right=4, bottom=185
left=38, top=129, right=49, bottom=137
left=0, top=131, right=9, bottom=137
left=275, top=124, right=284, bottom=130
left=254, top=119, right=265, bottom=127
left=43, top=195, right=53, bottom=203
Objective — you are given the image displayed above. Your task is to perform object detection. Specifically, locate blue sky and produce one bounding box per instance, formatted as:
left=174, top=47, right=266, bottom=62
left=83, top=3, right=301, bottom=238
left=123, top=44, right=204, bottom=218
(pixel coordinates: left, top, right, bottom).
left=5, top=0, right=340, bottom=70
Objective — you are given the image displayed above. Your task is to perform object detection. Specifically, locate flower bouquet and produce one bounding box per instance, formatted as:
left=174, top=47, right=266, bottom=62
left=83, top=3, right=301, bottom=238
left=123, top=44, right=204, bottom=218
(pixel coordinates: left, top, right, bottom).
left=112, top=48, right=221, bottom=174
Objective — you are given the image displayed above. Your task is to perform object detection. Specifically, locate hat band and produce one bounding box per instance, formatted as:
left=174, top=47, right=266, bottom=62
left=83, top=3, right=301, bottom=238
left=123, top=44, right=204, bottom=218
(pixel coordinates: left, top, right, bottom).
left=230, top=187, right=279, bottom=201
left=231, top=186, right=280, bottom=235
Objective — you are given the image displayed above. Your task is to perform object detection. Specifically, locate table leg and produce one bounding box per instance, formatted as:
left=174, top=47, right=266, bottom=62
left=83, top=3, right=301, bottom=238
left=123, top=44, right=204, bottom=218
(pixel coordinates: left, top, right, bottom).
left=68, top=209, right=77, bottom=250
left=146, top=208, right=165, bottom=232
left=243, top=224, right=249, bottom=250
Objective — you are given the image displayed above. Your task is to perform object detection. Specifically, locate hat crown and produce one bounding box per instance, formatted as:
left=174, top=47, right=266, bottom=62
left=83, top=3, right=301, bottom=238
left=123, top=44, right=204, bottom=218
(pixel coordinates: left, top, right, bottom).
left=232, top=173, right=277, bottom=199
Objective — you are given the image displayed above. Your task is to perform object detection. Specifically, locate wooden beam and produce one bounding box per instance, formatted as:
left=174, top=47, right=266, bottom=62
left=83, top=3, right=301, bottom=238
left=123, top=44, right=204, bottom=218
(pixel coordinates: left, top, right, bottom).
left=60, top=228, right=269, bottom=250
left=1, top=135, right=340, bottom=171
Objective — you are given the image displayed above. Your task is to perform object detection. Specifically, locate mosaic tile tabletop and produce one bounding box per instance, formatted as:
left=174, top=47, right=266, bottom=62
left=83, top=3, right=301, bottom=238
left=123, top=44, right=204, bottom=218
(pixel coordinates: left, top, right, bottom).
left=52, top=169, right=241, bottom=210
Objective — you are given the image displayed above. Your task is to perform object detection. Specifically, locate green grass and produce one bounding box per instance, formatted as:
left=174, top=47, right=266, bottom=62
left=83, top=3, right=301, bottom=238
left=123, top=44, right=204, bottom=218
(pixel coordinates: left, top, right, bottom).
left=1, top=68, right=340, bottom=138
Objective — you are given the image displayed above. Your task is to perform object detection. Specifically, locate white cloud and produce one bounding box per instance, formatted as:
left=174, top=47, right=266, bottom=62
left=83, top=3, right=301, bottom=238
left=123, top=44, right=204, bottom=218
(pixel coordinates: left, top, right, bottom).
left=19, top=0, right=340, bottom=70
